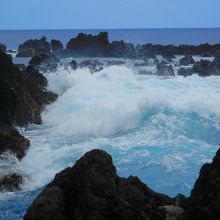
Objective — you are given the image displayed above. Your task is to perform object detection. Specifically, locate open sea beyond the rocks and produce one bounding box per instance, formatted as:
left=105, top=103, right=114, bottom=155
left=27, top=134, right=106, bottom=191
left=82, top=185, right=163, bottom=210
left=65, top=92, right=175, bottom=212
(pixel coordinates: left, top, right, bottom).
left=0, top=29, right=220, bottom=219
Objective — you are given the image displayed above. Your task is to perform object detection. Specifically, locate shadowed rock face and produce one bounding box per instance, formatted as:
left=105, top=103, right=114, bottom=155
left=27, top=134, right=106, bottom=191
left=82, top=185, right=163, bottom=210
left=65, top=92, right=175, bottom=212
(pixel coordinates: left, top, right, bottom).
left=66, top=32, right=110, bottom=57
left=29, top=53, right=60, bottom=72
left=16, top=36, right=51, bottom=57
left=179, top=55, right=195, bottom=66
left=186, top=148, right=220, bottom=220
left=0, top=50, right=57, bottom=191
left=24, top=148, right=220, bottom=220
left=51, top=39, right=63, bottom=52
left=156, top=63, right=175, bottom=76
left=24, top=149, right=174, bottom=220
left=0, top=43, right=7, bottom=52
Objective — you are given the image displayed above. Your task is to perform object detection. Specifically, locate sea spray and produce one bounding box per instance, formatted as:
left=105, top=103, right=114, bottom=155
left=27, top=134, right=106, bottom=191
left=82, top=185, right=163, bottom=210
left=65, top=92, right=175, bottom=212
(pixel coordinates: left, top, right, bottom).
left=1, top=64, right=220, bottom=219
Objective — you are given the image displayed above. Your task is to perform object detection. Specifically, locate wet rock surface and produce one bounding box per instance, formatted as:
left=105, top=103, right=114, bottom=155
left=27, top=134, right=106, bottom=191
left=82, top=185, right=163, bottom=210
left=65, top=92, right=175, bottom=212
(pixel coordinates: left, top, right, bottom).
left=156, top=63, right=175, bottom=76
left=0, top=50, right=57, bottom=191
left=25, top=148, right=220, bottom=220
left=179, top=55, right=195, bottom=66
left=0, top=43, right=7, bottom=52
left=185, top=148, right=220, bottom=220
left=24, top=149, right=174, bottom=220
left=16, top=36, right=51, bottom=57
left=29, top=53, right=60, bottom=72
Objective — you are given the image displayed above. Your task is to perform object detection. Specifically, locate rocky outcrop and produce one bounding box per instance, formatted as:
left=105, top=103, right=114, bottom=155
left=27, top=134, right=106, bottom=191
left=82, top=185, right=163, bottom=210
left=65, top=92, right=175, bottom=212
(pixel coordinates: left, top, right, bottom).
left=66, top=32, right=110, bottom=57
left=69, top=60, right=77, bottom=70
left=24, top=147, right=220, bottom=220
left=185, top=148, right=220, bottom=220
left=79, top=59, right=104, bottom=73
left=24, top=149, right=174, bottom=220
left=0, top=43, right=6, bottom=52
left=29, top=53, right=60, bottom=72
left=178, top=68, right=194, bottom=77
left=51, top=39, right=63, bottom=53
left=16, top=36, right=51, bottom=57
left=109, top=41, right=136, bottom=58
left=179, top=55, right=195, bottom=66
left=0, top=50, right=57, bottom=191
left=156, top=63, right=175, bottom=76
left=0, top=173, right=22, bottom=191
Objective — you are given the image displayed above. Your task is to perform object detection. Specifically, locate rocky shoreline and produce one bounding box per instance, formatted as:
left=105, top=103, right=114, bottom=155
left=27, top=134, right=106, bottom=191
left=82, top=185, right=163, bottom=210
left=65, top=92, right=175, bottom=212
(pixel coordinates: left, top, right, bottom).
left=24, top=148, right=220, bottom=220
left=0, top=32, right=220, bottom=219
left=1, top=31, right=220, bottom=77
left=0, top=50, right=57, bottom=191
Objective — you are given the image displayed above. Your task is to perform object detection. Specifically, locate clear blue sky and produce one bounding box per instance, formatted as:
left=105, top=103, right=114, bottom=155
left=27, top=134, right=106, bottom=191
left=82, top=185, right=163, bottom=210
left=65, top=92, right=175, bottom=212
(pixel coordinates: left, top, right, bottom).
left=1, top=0, right=219, bottom=29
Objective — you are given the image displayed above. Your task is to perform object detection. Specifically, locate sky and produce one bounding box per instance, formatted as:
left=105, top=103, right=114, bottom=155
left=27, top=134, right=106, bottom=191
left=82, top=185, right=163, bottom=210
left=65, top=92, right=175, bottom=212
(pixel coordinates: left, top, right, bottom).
left=0, top=0, right=220, bottom=30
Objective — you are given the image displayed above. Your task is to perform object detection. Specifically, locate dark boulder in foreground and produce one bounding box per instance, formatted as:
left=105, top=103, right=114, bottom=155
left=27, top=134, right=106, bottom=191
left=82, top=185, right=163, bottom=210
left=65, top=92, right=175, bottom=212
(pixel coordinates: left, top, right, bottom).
left=179, top=55, right=195, bottom=66
left=16, top=36, right=51, bottom=57
left=186, top=148, right=220, bottom=220
left=0, top=43, right=6, bottom=52
left=24, top=148, right=220, bottom=220
left=24, top=149, right=176, bottom=220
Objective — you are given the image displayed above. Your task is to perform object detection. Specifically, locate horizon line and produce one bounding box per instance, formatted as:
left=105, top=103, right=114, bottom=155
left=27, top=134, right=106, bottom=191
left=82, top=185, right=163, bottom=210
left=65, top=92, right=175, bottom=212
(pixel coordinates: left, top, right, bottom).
left=0, top=27, right=220, bottom=31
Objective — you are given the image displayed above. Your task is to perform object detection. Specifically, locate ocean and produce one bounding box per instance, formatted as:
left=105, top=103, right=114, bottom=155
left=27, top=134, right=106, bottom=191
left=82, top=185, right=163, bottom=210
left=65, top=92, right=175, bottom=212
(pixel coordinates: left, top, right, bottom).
left=1, top=28, right=220, bottom=49
left=0, top=29, right=220, bottom=219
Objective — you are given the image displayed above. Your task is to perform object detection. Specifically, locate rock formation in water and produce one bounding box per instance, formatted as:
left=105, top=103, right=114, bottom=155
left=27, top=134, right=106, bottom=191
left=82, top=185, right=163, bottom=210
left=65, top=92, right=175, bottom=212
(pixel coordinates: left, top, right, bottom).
left=51, top=39, right=63, bottom=53
left=0, top=50, right=57, bottom=191
left=185, top=148, right=220, bottom=220
left=156, top=63, right=175, bottom=76
left=0, top=43, right=7, bottom=52
left=66, top=32, right=110, bottom=57
left=24, top=149, right=176, bottom=220
left=24, top=148, right=220, bottom=220
left=29, top=53, right=61, bottom=72
left=16, top=36, right=51, bottom=57
left=179, top=55, right=195, bottom=66
left=178, top=56, right=220, bottom=77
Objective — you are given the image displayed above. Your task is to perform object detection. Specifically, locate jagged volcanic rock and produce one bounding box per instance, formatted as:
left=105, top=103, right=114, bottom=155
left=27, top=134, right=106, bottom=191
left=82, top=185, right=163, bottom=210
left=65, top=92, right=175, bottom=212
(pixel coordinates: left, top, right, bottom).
left=24, top=149, right=174, bottom=220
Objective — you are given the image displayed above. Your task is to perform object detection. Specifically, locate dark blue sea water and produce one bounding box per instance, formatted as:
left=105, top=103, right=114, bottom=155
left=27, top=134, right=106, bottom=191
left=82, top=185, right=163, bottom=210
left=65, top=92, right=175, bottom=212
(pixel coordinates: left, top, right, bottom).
left=1, top=28, right=220, bottom=49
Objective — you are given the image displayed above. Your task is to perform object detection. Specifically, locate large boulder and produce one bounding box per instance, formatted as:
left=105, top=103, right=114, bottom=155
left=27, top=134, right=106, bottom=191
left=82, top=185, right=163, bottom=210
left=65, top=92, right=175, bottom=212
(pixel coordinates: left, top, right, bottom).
left=79, top=59, right=104, bottom=73
left=66, top=32, right=110, bottom=57
left=177, top=68, right=194, bottom=77
left=186, top=148, right=220, bottom=220
left=29, top=53, right=60, bottom=72
left=0, top=43, right=6, bottom=52
left=16, top=36, right=51, bottom=57
left=0, top=173, right=22, bottom=192
left=69, top=59, right=77, bottom=70
left=192, top=57, right=220, bottom=76
left=179, top=55, right=195, bottom=66
left=24, top=149, right=173, bottom=220
left=51, top=39, right=63, bottom=53
left=156, top=63, right=175, bottom=76
left=109, top=41, right=136, bottom=58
